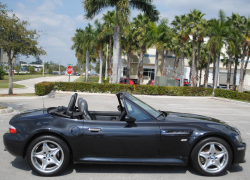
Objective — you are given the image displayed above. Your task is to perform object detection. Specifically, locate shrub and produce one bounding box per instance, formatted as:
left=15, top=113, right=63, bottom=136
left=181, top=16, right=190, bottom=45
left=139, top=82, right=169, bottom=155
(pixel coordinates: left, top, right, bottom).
left=0, top=66, right=5, bottom=80
left=35, top=82, right=55, bottom=96
left=215, top=89, right=250, bottom=102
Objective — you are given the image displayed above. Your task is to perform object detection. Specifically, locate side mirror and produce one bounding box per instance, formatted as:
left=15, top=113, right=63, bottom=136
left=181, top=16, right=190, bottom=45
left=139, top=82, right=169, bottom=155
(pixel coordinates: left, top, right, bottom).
left=125, top=115, right=136, bottom=123
left=117, top=105, right=122, bottom=111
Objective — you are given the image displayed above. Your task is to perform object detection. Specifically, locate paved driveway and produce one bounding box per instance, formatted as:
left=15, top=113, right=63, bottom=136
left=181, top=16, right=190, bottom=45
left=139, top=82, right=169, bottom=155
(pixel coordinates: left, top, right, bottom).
left=0, top=75, right=79, bottom=94
left=0, top=93, right=249, bottom=180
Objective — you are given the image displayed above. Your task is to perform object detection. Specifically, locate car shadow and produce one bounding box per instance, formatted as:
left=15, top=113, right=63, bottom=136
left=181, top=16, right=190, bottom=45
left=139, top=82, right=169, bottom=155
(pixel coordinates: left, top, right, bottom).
left=11, top=158, right=243, bottom=177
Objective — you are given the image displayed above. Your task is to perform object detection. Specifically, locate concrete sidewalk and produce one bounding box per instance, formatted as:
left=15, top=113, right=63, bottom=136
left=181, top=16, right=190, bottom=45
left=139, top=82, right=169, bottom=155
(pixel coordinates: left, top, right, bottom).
left=0, top=75, right=79, bottom=94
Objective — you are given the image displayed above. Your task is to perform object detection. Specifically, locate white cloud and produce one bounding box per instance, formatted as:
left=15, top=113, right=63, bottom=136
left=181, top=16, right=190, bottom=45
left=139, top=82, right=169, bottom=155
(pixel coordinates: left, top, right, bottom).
left=74, top=15, right=86, bottom=23
left=46, top=37, right=67, bottom=47
left=17, top=2, right=25, bottom=9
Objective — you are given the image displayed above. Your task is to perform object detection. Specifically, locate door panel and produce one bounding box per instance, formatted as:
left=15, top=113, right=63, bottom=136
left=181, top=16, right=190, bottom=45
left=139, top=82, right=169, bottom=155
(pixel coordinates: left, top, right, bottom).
left=82, top=120, right=160, bottom=157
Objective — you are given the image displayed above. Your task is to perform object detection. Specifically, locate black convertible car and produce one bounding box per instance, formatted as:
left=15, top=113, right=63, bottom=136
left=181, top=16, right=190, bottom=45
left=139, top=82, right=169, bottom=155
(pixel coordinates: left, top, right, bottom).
left=3, top=92, right=246, bottom=176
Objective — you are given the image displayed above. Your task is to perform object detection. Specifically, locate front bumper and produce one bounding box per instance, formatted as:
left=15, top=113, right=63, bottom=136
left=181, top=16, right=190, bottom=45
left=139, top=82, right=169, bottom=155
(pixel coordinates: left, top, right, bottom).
left=233, top=141, right=246, bottom=164
left=3, top=132, right=29, bottom=158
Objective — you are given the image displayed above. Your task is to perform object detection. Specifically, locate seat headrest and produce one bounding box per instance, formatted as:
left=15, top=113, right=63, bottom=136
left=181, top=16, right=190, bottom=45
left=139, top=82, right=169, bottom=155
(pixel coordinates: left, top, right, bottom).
left=77, top=98, right=88, bottom=113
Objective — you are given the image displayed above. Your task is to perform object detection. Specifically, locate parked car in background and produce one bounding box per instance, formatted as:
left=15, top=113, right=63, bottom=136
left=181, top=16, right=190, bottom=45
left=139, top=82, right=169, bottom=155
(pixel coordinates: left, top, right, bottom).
left=217, top=85, right=227, bottom=89
left=131, top=79, right=139, bottom=84
left=120, top=78, right=135, bottom=85
left=51, top=72, right=58, bottom=75
left=147, top=79, right=154, bottom=85
left=199, top=84, right=213, bottom=88
left=175, top=78, right=189, bottom=86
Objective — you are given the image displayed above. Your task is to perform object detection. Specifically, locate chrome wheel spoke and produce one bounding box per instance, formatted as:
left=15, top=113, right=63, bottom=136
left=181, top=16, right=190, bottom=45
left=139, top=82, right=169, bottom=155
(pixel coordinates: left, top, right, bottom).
left=31, top=140, right=64, bottom=173
left=198, top=142, right=229, bottom=173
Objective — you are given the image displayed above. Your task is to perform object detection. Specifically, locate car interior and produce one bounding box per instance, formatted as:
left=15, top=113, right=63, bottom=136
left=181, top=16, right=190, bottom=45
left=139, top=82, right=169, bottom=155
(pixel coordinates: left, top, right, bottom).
left=47, top=93, right=127, bottom=121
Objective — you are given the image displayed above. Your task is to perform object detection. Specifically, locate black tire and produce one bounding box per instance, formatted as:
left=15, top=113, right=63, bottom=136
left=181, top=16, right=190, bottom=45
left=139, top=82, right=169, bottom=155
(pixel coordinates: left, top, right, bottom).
left=27, top=135, right=70, bottom=176
left=190, top=137, right=232, bottom=176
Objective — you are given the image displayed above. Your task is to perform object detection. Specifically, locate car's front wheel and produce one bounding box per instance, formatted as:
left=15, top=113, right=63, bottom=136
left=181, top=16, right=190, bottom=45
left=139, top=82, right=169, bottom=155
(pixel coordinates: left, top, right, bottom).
left=27, top=135, right=70, bottom=176
left=191, top=137, right=232, bottom=176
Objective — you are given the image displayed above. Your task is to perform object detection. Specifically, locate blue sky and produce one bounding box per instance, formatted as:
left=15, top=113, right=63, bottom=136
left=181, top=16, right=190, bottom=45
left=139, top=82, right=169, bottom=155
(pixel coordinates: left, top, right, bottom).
left=2, top=0, right=250, bottom=66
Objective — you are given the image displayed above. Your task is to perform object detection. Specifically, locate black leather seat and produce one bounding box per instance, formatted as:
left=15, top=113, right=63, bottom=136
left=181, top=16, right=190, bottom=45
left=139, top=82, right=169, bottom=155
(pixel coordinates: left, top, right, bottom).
left=77, top=98, right=92, bottom=120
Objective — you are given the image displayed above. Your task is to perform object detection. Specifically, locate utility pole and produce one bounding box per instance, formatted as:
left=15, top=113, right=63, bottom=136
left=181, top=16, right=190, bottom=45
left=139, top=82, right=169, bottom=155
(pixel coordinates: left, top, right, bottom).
left=43, top=54, right=45, bottom=77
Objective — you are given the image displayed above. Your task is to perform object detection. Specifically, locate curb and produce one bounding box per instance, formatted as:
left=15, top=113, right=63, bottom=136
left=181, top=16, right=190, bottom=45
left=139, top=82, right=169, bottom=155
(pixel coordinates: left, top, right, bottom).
left=211, top=97, right=250, bottom=106
left=0, top=107, right=14, bottom=114
left=0, top=90, right=55, bottom=100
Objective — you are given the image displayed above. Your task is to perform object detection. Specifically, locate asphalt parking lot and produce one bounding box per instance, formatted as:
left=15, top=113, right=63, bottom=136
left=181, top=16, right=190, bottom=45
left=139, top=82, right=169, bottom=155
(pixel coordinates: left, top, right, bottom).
left=0, top=93, right=249, bottom=180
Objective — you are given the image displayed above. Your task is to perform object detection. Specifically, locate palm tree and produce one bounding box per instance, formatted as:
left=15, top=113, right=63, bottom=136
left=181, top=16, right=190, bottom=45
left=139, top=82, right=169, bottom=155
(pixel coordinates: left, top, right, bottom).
left=229, top=13, right=246, bottom=90
left=207, top=10, right=229, bottom=91
left=83, top=0, right=159, bottom=84
left=171, top=40, right=181, bottom=79
left=186, top=9, right=205, bottom=87
left=71, top=24, right=95, bottom=82
left=100, top=11, right=116, bottom=83
left=132, top=14, right=157, bottom=84
left=156, top=18, right=174, bottom=77
left=238, top=16, right=250, bottom=92
left=171, top=14, right=189, bottom=86
left=122, top=22, right=138, bottom=84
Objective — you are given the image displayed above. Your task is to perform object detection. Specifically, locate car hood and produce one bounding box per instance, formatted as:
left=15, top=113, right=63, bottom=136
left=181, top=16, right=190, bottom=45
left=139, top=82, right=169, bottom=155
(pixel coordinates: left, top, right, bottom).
left=164, top=111, right=227, bottom=125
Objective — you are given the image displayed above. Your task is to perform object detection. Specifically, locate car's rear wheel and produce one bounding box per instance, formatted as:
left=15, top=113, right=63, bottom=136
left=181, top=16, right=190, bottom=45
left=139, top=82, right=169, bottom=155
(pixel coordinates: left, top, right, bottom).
left=191, top=137, right=232, bottom=176
left=27, top=135, right=70, bottom=176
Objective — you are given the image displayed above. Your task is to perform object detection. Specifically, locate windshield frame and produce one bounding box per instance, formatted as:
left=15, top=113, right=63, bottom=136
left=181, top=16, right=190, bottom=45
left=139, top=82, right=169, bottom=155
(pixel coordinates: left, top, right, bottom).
left=123, top=93, right=161, bottom=119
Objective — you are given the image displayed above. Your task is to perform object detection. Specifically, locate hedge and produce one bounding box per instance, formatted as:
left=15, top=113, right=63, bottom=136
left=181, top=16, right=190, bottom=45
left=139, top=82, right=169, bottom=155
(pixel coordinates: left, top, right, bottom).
left=35, top=82, right=55, bottom=96
left=215, top=89, right=250, bottom=102
left=34, top=82, right=213, bottom=96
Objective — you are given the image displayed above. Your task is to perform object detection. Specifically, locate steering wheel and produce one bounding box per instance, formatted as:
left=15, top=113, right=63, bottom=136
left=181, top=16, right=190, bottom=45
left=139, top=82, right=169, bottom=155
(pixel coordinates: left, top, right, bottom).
left=66, top=93, right=78, bottom=116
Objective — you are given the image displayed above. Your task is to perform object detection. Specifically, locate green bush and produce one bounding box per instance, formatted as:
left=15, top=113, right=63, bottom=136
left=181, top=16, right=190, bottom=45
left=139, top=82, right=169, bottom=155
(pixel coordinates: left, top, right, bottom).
left=35, top=82, right=55, bottom=96
left=215, top=89, right=250, bottom=102
left=0, top=66, right=5, bottom=80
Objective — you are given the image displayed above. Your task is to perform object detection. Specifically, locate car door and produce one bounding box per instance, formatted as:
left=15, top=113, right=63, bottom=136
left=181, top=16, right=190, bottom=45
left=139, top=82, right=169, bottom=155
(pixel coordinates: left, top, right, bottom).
left=82, top=101, right=161, bottom=158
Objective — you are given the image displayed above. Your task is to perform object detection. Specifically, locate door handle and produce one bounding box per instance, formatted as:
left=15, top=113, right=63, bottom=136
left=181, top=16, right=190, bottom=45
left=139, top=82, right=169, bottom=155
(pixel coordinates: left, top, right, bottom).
left=88, top=128, right=101, bottom=132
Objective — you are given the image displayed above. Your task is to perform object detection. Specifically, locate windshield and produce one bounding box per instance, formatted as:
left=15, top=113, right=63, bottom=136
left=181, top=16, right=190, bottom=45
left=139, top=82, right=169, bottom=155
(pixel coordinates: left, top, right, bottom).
left=125, top=94, right=161, bottom=118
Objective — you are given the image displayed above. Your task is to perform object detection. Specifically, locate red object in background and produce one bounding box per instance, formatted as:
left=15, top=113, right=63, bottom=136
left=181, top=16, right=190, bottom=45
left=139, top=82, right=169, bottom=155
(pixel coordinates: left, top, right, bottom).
left=147, top=80, right=154, bottom=85
left=67, top=66, right=73, bottom=75
left=176, top=78, right=189, bottom=86
left=120, top=78, right=135, bottom=85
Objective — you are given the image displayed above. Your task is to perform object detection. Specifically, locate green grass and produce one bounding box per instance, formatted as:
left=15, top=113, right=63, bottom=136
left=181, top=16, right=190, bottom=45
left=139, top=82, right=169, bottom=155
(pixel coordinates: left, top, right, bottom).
left=0, top=106, right=7, bottom=109
left=0, top=93, right=37, bottom=97
left=0, top=74, right=51, bottom=89
left=75, top=76, right=99, bottom=83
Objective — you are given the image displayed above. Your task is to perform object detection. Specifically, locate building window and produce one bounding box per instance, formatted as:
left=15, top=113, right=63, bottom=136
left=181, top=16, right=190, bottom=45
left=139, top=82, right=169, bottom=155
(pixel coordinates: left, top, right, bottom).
left=143, top=68, right=155, bottom=79
left=123, top=67, right=127, bottom=76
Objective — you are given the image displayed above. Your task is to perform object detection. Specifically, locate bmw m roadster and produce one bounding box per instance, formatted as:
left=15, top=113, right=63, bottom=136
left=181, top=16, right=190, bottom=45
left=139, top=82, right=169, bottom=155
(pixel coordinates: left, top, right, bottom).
left=3, top=92, right=246, bottom=176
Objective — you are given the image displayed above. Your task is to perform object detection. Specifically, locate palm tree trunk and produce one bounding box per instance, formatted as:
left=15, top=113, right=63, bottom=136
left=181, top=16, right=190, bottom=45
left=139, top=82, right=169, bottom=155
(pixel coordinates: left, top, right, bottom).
left=196, top=41, right=201, bottom=86
left=199, top=68, right=202, bottom=86
left=238, top=44, right=247, bottom=92
left=154, top=50, right=158, bottom=85
left=213, top=52, right=220, bottom=92
left=126, top=48, right=131, bottom=85
left=138, top=45, right=146, bottom=85
left=7, top=51, right=13, bottom=95
left=233, top=55, right=238, bottom=91
left=98, top=49, right=103, bottom=84
left=241, top=48, right=250, bottom=89
left=112, top=25, right=120, bottom=84
left=172, top=57, right=179, bottom=80
left=117, top=45, right=122, bottom=83
left=105, top=44, right=108, bottom=79
left=227, top=56, right=232, bottom=90
left=85, top=51, right=89, bottom=83
left=162, top=49, right=168, bottom=77
left=109, top=36, right=112, bottom=83
left=161, top=50, right=164, bottom=76
left=180, top=42, right=184, bottom=87
left=204, top=46, right=212, bottom=88
left=191, top=35, right=196, bottom=87
left=213, top=52, right=216, bottom=87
